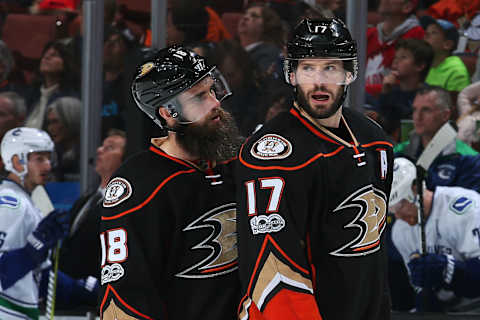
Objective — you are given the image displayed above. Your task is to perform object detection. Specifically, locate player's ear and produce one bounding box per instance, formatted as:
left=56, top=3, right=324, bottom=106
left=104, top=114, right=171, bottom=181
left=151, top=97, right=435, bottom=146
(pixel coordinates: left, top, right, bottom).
left=289, top=72, right=297, bottom=86
left=12, top=155, right=24, bottom=172
left=158, top=107, right=171, bottom=121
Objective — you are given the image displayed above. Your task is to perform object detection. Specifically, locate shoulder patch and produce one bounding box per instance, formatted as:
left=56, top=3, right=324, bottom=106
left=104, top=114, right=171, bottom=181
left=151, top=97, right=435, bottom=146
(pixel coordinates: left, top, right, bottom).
left=103, top=177, right=132, bottom=208
left=0, top=195, right=19, bottom=208
left=449, top=196, right=474, bottom=215
left=250, top=134, right=292, bottom=160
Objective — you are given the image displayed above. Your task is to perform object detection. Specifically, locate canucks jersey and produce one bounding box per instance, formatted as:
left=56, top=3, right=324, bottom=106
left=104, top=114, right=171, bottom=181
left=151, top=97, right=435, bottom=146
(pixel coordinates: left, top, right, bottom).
left=99, top=141, right=240, bottom=320
left=0, top=179, right=48, bottom=320
left=235, top=107, right=394, bottom=320
left=392, top=186, right=480, bottom=302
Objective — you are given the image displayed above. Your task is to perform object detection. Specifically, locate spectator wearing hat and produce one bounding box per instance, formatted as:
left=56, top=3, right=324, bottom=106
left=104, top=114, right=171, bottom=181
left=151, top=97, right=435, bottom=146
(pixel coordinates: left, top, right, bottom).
left=423, top=16, right=471, bottom=113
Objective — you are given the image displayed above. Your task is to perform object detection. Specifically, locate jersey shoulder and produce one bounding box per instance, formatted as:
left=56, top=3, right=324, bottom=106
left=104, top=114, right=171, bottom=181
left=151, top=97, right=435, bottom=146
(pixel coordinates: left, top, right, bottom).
left=343, top=107, right=391, bottom=144
left=435, top=186, right=480, bottom=217
left=0, top=180, right=30, bottom=213
left=239, top=111, right=320, bottom=169
left=101, top=146, right=195, bottom=216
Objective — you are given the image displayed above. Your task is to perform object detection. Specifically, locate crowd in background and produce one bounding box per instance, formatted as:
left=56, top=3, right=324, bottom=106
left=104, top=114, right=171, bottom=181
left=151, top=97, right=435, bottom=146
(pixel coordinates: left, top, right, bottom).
left=0, top=0, right=480, bottom=315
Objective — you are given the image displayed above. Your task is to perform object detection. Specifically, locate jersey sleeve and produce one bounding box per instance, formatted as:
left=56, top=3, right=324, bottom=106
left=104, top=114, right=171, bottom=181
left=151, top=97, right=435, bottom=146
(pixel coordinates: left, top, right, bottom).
left=236, top=150, right=322, bottom=320
left=99, top=175, right=172, bottom=320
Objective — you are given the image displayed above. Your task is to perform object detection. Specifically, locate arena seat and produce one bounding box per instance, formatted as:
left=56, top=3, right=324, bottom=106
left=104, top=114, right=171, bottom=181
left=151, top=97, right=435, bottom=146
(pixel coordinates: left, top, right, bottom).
left=2, top=13, right=68, bottom=60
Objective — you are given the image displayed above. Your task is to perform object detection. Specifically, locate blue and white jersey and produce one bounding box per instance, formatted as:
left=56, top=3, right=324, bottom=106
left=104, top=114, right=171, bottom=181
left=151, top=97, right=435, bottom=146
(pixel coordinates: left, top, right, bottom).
left=392, top=186, right=480, bottom=304
left=0, top=179, right=48, bottom=320
left=392, top=186, right=480, bottom=261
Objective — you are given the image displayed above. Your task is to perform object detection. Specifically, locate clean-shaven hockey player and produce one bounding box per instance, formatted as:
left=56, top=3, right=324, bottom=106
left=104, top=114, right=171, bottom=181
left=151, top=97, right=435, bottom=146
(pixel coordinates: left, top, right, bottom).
left=0, top=127, right=97, bottom=319
left=390, top=157, right=480, bottom=311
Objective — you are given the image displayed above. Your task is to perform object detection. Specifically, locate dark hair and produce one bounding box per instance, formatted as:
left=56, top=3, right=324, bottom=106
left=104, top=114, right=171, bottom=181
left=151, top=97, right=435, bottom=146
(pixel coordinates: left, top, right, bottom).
left=106, top=128, right=127, bottom=160
left=38, top=41, right=79, bottom=91
left=171, top=1, right=209, bottom=45
left=395, top=38, right=434, bottom=81
left=248, top=3, right=286, bottom=49
left=211, top=40, right=258, bottom=89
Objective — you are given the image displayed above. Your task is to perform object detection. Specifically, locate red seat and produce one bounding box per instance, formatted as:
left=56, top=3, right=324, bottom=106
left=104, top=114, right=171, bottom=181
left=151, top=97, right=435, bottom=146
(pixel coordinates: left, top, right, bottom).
left=221, top=12, right=243, bottom=38
left=457, top=54, right=478, bottom=77
left=2, top=14, right=67, bottom=60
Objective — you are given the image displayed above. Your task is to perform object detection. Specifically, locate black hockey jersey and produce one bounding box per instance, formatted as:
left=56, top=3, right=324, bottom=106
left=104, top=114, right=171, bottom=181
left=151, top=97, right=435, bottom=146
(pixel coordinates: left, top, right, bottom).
left=99, top=142, right=240, bottom=320
left=235, top=107, right=393, bottom=320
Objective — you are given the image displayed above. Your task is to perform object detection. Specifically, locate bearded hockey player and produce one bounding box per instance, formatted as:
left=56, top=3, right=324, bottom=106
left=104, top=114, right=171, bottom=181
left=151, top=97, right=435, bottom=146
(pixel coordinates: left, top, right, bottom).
left=390, top=157, right=480, bottom=311
left=99, top=46, right=242, bottom=320
left=235, top=18, right=394, bottom=320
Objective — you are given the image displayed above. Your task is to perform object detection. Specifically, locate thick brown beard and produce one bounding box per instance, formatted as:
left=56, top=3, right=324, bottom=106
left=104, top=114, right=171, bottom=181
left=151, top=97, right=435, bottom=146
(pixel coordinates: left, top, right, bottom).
left=176, top=109, right=243, bottom=162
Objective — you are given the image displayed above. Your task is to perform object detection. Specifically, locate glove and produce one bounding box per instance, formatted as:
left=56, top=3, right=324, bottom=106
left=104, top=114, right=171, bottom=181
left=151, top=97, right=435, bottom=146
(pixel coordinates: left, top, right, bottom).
left=26, top=210, right=70, bottom=263
left=408, top=253, right=454, bottom=289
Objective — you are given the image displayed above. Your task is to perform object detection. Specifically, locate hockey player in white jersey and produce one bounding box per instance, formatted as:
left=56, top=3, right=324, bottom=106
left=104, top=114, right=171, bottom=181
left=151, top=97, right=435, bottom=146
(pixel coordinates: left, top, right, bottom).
left=0, top=127, right=96, bottom=319
left=390, top=157, right=480, bottom=311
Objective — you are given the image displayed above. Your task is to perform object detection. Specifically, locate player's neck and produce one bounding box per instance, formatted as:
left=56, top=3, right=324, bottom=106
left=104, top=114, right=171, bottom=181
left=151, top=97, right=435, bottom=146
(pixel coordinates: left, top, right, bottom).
left=314, top=107, right=343, bottom=128
left=160, top=134, right=198, bottom=162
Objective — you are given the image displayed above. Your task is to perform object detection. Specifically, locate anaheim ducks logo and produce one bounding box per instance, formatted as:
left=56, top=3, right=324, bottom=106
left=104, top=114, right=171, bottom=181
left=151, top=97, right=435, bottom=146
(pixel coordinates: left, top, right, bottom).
left=330, top=185, right=387, bottom=257
left=137, top=61, right=154, bottom=78
left=176, top=203, right=238, bottom=278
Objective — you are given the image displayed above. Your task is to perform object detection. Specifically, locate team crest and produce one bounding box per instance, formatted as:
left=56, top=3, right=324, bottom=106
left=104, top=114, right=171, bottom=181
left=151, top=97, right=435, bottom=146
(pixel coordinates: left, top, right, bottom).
left=176, top=203, right=237, bottom=279
left=450, top=196, right=474, bottom=215
left=330, top=185, right=387, bottom=257
left=103, top=177, right=132, bottom=208
left=251, top=134, right=292, bottom=160
left=0, top=195, right=19, bottom=208
left=137, top=62, right=154, bottom=78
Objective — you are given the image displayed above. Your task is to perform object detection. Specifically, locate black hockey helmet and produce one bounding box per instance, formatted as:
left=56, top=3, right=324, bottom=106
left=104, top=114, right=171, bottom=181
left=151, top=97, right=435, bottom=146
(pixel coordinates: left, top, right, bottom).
left=284, top=18, right=358, bottom=85
left=131, top=45, right=231, bottom=129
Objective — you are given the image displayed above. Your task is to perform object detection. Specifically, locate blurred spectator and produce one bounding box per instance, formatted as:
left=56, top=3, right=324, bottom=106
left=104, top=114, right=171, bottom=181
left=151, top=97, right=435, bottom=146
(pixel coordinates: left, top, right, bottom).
left=24, top=41, right=79, bottom=130
left=236, top=3, right=285, bottom=77
left=426, top=0, right=480, bottom=26
left=390, top=157, right=480, bottom=312
left=464, top=13, right=480, bottom=54
left=46, top=96, right=81, bottom=182
left=211, top=39, right=263, bottom=136
left=372, top=38, right=434, bottom=140
left=395, top=86, right=479, bottom=191
left=313, top=0, right=345, bottom=19
left=145, top=0, right=230, bottom=47
left=0, top=92, right=26, bottom=176
left=101, top=26, right=136, bottom=138
left=0, top=40, right=25, bottom=95
left=59, top=129, right=126, bottom=289
left=0, top=91, right=26, bottom=140
left=423, top=16, right=470, bottom=108
left=29, top=0, right=80, bottom=13
left=366, top=0, right=424, bottom=96
left=456, top=82, right=480, bottom=149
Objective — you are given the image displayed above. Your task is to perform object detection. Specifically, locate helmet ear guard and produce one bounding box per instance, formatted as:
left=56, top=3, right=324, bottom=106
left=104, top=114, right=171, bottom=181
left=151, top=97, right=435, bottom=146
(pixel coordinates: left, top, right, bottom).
left=131, top=46, right=231, bottom=129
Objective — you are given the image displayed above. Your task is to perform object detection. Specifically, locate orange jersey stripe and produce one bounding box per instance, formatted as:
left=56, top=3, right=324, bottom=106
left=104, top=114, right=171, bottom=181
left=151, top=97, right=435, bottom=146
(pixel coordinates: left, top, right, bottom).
left=239, top=143, right=344, bottom=171
left=101, top=169, right=196, bottom=220
left=149, top=146, right=193, bottom=168
left=362, top=141, right=394, bottom=148
left=201, top=261, right=238, bottom=274
left=100, top=284, right=154, bottom=320
left=290, top=108, right=340, bottom=145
